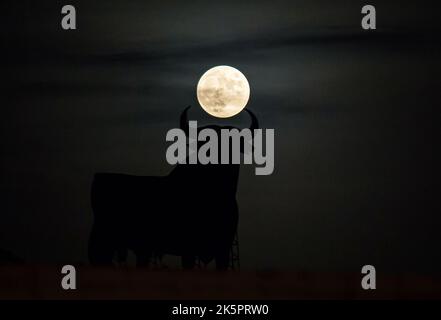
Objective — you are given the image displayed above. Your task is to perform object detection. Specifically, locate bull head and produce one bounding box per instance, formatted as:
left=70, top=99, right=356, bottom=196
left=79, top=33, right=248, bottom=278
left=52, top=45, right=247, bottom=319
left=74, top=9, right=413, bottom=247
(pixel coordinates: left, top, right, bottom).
left=180, top=106, right=259, bottom=157
left=179, top=106, right=259, bottom=135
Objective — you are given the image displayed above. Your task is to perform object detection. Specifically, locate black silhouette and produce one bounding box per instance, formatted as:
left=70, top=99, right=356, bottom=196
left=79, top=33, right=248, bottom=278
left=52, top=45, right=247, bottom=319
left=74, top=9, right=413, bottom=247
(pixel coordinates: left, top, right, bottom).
left=0, top=248, right=24, bottom=265
left=88, top=106, right=258, bottom=270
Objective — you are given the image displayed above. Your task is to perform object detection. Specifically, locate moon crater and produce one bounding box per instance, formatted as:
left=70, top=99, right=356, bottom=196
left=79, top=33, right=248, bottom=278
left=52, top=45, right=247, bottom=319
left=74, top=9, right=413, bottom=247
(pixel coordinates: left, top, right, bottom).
left=197, top=65, right=250, bottom=118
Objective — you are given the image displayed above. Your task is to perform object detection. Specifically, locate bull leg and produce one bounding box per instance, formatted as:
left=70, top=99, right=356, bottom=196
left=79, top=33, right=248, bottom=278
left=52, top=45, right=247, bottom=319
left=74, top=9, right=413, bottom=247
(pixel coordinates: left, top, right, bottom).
left=88, top=222, right=116, bottom=265
left=134, top=249, right=151, bottom=267
left=215, top=247, right=230, bottom=271
left=182, top=255, right=196, bottom=269
left=115, top=247, right=128, bottom=266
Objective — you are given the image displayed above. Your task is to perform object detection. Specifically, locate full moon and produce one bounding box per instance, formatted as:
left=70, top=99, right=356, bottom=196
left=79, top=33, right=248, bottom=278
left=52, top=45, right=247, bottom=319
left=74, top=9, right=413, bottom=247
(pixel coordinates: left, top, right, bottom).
left=196, top=65, right=250, bottom=118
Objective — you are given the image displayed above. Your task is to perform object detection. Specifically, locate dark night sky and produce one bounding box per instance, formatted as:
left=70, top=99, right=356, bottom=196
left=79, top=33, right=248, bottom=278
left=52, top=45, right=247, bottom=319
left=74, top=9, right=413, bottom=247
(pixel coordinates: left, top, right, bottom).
left=2, top=0, right=441, bottom=272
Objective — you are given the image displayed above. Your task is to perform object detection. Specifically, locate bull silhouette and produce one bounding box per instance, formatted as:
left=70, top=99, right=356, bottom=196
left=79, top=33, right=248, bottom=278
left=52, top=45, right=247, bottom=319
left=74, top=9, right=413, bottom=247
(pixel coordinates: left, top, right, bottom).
left=88, top=106, right=258, bottom=270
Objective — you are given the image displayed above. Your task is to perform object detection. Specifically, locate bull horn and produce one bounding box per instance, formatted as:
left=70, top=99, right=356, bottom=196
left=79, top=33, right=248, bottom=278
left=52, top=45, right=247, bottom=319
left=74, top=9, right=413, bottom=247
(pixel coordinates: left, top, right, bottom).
left=246, top=109, right=259, bottom=131
left=180, top=106, right=191, bottom=134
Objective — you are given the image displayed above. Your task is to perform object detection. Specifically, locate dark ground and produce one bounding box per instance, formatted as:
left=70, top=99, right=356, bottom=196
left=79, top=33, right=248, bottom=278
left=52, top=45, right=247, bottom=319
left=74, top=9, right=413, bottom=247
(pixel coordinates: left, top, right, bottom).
left=1, top=266, right=440, bottom=299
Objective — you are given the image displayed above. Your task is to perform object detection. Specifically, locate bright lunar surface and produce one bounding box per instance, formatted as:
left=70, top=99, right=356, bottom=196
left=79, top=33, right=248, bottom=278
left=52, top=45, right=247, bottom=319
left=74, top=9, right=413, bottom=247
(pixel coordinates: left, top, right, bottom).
left=196, top=65, right=250, bottom=118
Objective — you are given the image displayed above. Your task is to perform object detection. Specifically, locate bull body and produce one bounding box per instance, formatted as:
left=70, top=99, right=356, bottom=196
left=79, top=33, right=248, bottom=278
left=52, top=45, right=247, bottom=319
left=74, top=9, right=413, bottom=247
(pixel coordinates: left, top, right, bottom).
left=88, top=107, right=257, bottom=270
left=89, top=163, right=239, bottom=269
